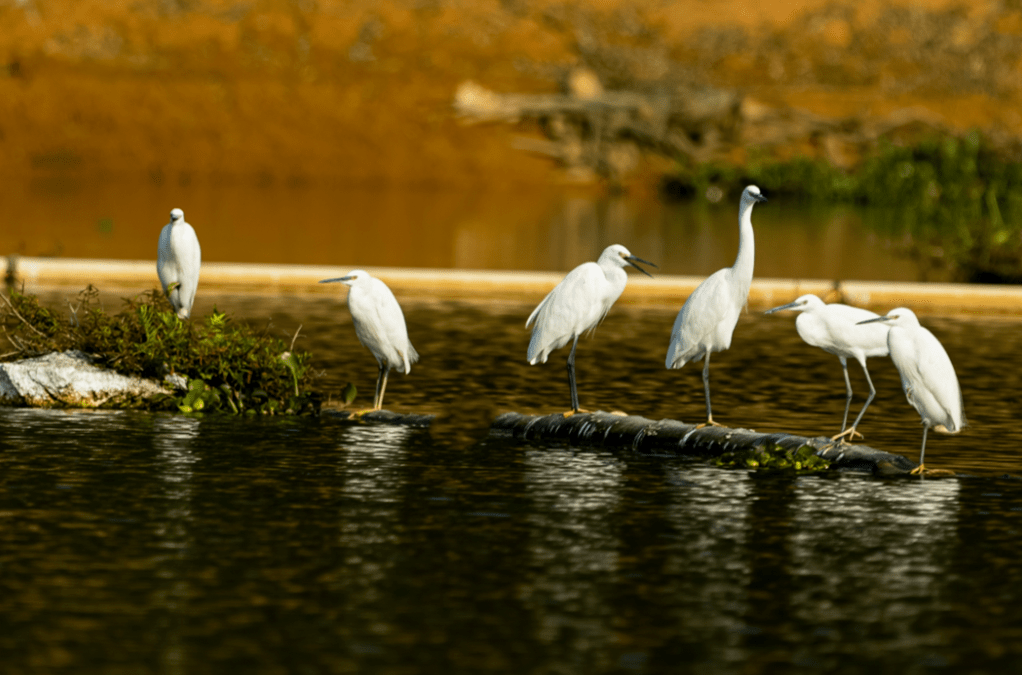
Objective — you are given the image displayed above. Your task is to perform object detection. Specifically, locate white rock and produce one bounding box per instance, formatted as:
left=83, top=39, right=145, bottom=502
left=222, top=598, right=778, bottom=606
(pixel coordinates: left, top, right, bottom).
left=0, top=350, right=170, bottom=408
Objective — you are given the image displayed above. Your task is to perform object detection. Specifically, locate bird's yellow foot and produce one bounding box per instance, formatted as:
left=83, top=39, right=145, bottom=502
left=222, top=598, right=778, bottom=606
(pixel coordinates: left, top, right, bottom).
left=831, top=427, right=863, bottom=443
left=561, top=408, right=591, bottom=418
left=695, top=419, right=723, bottom=429
left=910, top=465, right=956, bottom=478
left=348, top=408, right=380, bottom=420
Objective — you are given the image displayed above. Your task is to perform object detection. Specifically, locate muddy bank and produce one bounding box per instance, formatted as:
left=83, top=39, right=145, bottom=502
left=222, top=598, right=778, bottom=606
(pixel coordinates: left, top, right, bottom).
left=2, top=0, right=1021, bottom=188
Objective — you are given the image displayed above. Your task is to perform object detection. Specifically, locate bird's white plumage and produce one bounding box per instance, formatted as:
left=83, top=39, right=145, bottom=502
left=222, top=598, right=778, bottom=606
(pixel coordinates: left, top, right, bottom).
left=766, top=293, right=889, bottom=437
left=526, top=244, right=654, bottom=411
left=157, top=208, right=201, bottom=320
left=527, top=245, right=635, bottom=365
left=883, top=308, right=965, bottom=434
left=340, top=270, right=418, bottom=374
left=665, top=186, right=766, bottom=423
left=666, top=186, right=764, bottom=369
left=320, top=270, right=418, bottom=411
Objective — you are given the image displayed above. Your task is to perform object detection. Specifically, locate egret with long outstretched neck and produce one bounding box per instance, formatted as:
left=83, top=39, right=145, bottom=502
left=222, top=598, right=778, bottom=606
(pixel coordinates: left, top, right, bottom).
left=527, top=244, right=656, bottom=414
left=666, top=185, right=767, bottom=426
left=320, top=270, right=419, bottom=412
left=765, top=293, right=890, bottom=441
left=157, top=208, right=201, bottom=319
left=858, top=307, right=965, bottom=473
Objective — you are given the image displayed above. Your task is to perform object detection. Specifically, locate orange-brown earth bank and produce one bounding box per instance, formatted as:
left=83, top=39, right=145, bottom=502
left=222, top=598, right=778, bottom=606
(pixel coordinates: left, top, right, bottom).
left=2, top=0, right=1022, bottom=189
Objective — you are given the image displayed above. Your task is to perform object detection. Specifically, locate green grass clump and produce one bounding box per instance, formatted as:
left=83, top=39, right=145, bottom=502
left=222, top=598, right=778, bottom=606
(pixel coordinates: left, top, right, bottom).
left=0, top=286, right=320, bottom=415
left=666, top=131, right=1022, bottom=282
left=711, top=443, right=831, bottom=473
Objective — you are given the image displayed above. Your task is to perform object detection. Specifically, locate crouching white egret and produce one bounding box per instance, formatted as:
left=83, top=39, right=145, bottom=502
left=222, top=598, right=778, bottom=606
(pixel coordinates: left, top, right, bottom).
left=765, top=293, right=890, bottom=441
left=157, top=208, right=201, bottom=319
left=527, top=244, right=656, bottom=414
left=858, top=308, right=966, bottom=473
left=320, top=270, right=419, bottom=412
left=666, top=185, right=767, bottom=426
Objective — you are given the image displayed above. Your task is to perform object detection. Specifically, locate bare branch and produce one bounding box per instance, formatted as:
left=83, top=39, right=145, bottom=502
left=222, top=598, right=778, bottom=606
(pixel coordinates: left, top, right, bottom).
left=0, top=292, right=48, bottom=338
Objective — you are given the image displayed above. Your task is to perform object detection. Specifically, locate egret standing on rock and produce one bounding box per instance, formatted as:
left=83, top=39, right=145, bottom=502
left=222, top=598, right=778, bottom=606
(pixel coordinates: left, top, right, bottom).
left=858, top=308, right=965, bottom=473
left=665, top=185, right=767, bottom=426
left=765, top=293, right=890, bottom=441
left=527, top=244, right=656, bottom=414
left=320, top=270, right=418, bottom=412
left=157, top=208, right=201, bottom=320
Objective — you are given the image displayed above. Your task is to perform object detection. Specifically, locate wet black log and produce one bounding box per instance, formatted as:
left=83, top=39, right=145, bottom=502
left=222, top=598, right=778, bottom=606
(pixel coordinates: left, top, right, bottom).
left=490, top=411, right=917, bottom=476
left=324, top=409, right=435, bottom=428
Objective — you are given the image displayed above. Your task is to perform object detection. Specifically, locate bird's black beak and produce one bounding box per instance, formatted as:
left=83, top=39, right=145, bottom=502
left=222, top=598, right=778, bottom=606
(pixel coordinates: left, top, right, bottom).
left=764, top=300, right=799, bottom=314
left=857, top=315, right=891, bottom=325
left=625, top=255, right=657, bottom=278
left=755, top=193, right=768, bottom=203
left=319, top=276, right=354, bottom=284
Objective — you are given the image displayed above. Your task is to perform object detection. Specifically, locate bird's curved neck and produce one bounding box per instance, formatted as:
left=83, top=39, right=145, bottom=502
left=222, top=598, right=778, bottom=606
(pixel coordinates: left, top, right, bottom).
left=731, top=199, right=755, bottom=282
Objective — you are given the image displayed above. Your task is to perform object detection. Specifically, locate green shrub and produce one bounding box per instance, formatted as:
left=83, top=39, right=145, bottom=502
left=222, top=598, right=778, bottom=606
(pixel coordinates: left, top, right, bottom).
left=0, top=286, right=321, bottom=414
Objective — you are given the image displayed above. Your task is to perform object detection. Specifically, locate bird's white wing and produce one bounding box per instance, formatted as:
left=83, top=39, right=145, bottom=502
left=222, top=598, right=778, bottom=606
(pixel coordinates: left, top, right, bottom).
left=666, top=268, right=736, bottom=368
left=156, top=224, right=176, bottom=292
left=916, top=327, right=966, bottom=430
left=527, top=262, right=603, bottom=364
left=813, top=304, right=889, bottom=359
left=350, top=280, right=417, bottom=373
left=174, top=224, right=201, bottom=318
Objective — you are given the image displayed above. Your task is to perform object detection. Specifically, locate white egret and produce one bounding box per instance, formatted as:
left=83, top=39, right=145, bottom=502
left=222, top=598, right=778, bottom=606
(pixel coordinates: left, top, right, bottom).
left=765, top=293, right=890, bottom=441
left=665, top=185, right=767, bottom=426
left=858, top=308, right=966, bottom=473
left=320, top=270, right=418, bottom=412
left=527, top=244, right=656, bottom=414
left=157, top=208, right=201, bottom=319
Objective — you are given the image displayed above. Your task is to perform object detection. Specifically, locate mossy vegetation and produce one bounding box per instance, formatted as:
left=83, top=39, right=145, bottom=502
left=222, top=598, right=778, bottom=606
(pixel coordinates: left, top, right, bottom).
left=667, top=131, right=1022, bottom=282
left=0, top=286, right=321, bottom=414
left=711, top=443, right=831, bottom=473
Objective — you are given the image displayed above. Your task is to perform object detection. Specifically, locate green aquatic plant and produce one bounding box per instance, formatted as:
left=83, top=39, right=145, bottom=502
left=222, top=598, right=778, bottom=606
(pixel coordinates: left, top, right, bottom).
left=0, top=286, right=321, bottom=414
left=666, top=131, right=1022, bottom=282
left=711, top=443, right=831, bottom=473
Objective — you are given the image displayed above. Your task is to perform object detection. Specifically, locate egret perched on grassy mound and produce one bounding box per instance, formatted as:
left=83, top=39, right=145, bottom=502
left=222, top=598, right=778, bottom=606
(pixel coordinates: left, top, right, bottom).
left=320, top=270, right=418, bottom=412
left=527, top=244, right=655, bottom=414
left=666, top=185, right=767, bottom=426
left=157, top=208, right=201, bottom=320
left=766, top=293, right=890, bottom=441
left=859, top=308, right=965, bottom=473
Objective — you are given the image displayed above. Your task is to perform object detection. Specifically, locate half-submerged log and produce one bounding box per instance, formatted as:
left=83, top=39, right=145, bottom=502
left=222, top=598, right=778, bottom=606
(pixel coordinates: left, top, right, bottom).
left=324, top=409, right=435, bottom=428
left=490, top=411, right=917, bottom=476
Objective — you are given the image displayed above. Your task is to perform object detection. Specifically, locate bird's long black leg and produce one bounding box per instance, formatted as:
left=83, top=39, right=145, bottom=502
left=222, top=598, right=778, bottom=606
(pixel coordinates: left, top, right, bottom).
left=702, top=352, right=716, bottom=425
left=840, top=357, right=853, bottom=434
left=848, top=361, right=877, bottom=434
left=374, top=365, right=387, bottom=410
left=567, top=336, right=580, bottom=413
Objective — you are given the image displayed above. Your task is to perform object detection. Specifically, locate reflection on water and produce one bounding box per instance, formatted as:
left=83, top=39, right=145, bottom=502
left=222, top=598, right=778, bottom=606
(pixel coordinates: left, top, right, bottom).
left=1, top=178, right=931, bottom=280
left=521, top=449, right=622, bottom=669
left=152, top=414, right=200, bottom=675
left=2, top=299, right=1021, bottom=672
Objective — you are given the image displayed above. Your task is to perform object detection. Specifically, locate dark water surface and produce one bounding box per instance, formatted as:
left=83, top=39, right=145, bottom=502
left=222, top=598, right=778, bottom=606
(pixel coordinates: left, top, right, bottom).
left=2, top=295, right=1021, bottom=673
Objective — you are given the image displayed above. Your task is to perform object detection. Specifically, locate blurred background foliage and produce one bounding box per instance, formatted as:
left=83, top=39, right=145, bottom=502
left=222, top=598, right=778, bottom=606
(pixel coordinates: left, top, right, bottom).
left=3, top=0, right=1022, bottom=280
left=668, top=132, right=1022, bottom=282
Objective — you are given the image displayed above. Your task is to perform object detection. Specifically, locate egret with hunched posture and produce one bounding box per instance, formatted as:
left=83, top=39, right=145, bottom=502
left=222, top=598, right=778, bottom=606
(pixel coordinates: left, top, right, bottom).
left=858, top=308, right=965, bottom=473
left=157, top=208, right=201, bottom=319
left=666, top=185, right=767, bottom=426
left=527, top=244, right=656, bottom=414
left=765, top=294, right=890, bottom=441
left=320, top=270, right=418, bottom=412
